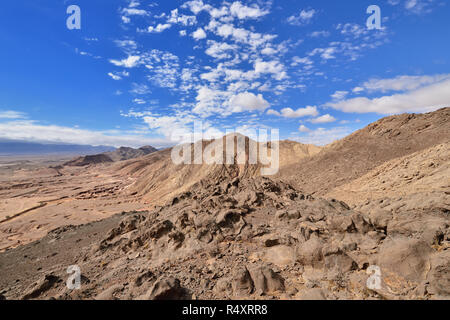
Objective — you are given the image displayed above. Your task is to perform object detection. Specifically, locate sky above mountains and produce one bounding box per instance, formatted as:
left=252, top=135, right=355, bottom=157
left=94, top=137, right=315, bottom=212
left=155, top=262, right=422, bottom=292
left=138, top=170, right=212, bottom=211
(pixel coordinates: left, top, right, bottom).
left=0, top=0, right=449, bottom=148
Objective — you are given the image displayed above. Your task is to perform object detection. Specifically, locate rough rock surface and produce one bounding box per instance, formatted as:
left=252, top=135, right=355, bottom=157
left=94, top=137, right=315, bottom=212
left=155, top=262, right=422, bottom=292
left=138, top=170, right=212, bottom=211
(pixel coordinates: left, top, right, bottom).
left=1, top=176, right=447, bottom=300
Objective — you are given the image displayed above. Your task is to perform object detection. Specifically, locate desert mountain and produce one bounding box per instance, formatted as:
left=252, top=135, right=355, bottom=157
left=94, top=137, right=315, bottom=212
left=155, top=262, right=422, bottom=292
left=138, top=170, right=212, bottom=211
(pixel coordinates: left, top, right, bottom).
left=326, top=142, right=450, bottom=207
left=113, top=134, right=321, bottom=204
left=64, top=145, right=158, bottom=167
left=105, top=146, right=158, bottom=162
left=279, top=107, right=450, bottom=196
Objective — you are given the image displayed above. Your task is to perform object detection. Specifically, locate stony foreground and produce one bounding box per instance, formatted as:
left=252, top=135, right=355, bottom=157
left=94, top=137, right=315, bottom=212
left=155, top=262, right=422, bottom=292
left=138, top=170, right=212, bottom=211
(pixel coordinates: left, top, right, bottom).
left=1, top=177, right=448, bottom=300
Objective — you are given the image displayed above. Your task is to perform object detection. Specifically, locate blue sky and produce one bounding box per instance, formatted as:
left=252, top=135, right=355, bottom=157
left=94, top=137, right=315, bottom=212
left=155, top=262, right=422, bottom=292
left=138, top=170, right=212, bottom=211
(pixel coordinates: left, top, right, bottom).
left=0, top=0, right=449, bottom=148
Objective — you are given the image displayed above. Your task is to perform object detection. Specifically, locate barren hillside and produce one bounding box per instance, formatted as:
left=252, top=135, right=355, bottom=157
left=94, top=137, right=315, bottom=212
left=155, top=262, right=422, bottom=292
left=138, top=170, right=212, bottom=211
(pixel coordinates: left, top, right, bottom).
left=326, top=142, right=450, bottom=207
left=114, top=134, right=321, bottom=204
left=279, top=107, right=450, bottom=196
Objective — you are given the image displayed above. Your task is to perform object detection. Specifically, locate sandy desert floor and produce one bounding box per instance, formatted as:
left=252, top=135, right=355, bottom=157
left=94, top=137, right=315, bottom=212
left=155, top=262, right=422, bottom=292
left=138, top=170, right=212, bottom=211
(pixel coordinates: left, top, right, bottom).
left=0, top=155, right=149, bottom=251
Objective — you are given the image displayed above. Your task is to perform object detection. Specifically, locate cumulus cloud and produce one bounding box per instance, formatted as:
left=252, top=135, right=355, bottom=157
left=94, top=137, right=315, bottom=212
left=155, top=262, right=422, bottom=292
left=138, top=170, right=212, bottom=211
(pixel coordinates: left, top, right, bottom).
left=287, top=9, right=316, bottom=26
left=229, top=2, right=269, bottom=20
left=309, top=114, right=336, bottom=124
left=328, top=79, right=450, bottom=114
left=109, top=55, right=141, bottom=68
left=228, top=92, right=270, bottom=113
left=146, top=23, right=172, bottom=33
left=359, top=74, right=450, bottom=93
left=192, top=28, right=207, bottom=40
left=298, top=125, right=310, bottom=132
left=254, top=60, right=287, bottom=80
left=205, top=40, right=237, bottom=59
left=267, top=106, right=318, bottom=118
left=167, top=8, right=197, bottom=26
left=0, top=120, right=170, bottom=148
left=331, top=91, right=349, bottom=101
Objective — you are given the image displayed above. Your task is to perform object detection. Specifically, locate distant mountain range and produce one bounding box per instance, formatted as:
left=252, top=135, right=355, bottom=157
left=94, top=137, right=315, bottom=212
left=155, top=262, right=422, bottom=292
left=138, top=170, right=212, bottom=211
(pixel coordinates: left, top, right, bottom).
left=0, top=140, right=115, bottom=156
left=64, top=146, right=159, bottom=166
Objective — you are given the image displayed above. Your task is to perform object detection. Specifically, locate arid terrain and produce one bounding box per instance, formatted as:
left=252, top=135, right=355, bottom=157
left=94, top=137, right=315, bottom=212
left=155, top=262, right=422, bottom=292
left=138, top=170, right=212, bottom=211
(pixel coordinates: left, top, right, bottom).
left=0, top=108, right=448, bottom=300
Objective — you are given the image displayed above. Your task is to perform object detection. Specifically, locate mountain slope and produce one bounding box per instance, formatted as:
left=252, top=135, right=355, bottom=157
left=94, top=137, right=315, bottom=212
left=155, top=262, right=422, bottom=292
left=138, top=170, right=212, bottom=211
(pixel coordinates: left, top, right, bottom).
left=105, top=146, right=158, bottom=162
left=114, top=134, right=320, bottom=205
left=326, top=142, right=450, bottom=207
left=279, top=107, right=450, bottom=196
left=64, top=145, right=157, bottom=167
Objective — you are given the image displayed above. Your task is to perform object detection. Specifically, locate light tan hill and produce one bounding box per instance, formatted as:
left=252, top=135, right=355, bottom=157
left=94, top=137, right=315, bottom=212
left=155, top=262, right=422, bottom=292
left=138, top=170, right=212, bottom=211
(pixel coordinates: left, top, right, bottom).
left=113, top=134, right=320, bottom=205
left=326, top=142, right=450, bottom=206
left=279, top=107, right=450, bottom=196
left=278, top=140, right=322, bottom=167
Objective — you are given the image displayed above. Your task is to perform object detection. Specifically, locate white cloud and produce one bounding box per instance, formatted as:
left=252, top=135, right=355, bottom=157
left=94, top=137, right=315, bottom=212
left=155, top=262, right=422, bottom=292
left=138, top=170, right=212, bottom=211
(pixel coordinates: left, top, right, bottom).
left=298, top=125, right=310, bottom=132
left=403, top=0, right=435, bottom=14
left=205, top=40, right=237, bottom=59
left=167, top=9, right=197, bottom=26
left=254, top=60, right=287, bottom=80
left=331, top=90, right=349, bottom=101
left=287, top=9, right=316, bottom=26
left=109, top=55, right=141, bottom=68
left=130, top=83, right=151, bottom=95
left=179, top=30, right=187, bottom=36
left=293, top=127, right=351, bottom=146
left=229, top=2, right=269, bottom=20
left=114, top=39, right=137, bottom=52
left=291, top=56, right=313, bottom=66
left=309, top=47, right=337, bottom=60
left=0, top=110, right=26, bottom=119
left=192, top=28, right=207, bottom=40
left=310, top=30, right=330, bottom=37
left=327, top=79, right=450, bottom=115
left=182, top=0, right=211, bottom=15
left=337, top=23, right=368, bottom=39
left=133, top=98, right=146, bottom=104
left=228, top=92, right=270, bottom=113
left=0, top=120, right=170, bottom=148
left=193, top=86, right=229, bottom=116
left=146, top=23, right=172, bottom=33
left=107, top=71, right=130, bottom=80
left=309, top=114, right=336, bottom=124
left=261, top=47, right=277, bottom=55
left=212, top=23, right=276, bottom=48
left=360, top=74, right=450, bottom=93
left=108, top=73, right=122, bottom=81
left=267, top=106, right=318, bottom=118
left=121, top=8, right=148, bottom=16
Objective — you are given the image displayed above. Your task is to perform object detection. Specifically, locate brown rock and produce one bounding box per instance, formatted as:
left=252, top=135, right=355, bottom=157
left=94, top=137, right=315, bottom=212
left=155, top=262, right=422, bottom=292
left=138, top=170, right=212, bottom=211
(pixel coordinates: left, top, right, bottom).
left=249, top=266, right=285, bottom=295
left=145, top=277, right=189, bottom=300
left=22, top=274, right=60, bottom=300
left=232, top=267, right=254, bottom=296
